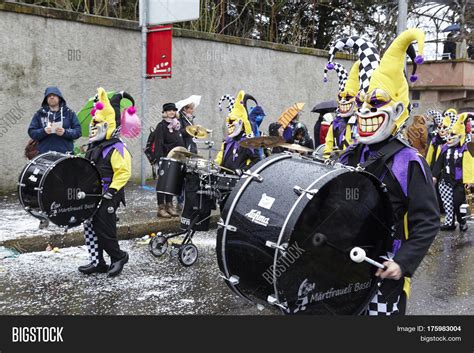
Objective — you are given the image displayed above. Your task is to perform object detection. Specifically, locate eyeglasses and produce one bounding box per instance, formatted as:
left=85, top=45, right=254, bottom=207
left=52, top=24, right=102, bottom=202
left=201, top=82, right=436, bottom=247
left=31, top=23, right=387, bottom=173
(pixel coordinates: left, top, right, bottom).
left=355, top=89, right=392, bottom=109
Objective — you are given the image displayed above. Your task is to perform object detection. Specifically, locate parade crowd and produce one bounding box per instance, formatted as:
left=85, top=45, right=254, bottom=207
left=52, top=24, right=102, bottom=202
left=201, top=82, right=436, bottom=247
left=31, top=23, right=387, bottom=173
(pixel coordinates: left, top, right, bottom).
left=22, top=28, right=473, bottom=316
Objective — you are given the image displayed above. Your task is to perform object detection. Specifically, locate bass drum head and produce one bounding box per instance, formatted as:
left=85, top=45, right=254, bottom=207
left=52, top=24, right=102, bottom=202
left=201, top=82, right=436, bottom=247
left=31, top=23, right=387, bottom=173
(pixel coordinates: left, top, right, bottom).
left=41, top=157, right=102, bottom=227
left=278, top=171, right=393, bottom=315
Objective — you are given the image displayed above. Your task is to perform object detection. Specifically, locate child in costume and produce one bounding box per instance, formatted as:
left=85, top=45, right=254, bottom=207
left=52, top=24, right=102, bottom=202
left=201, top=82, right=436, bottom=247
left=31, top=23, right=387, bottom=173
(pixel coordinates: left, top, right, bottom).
left=432, top=113, right=474, bottom=231
left=339, top=29, right=439, bottom=315
left=79, top=88, right=133, bottom=277
left=215, top=90, right=260, bottom=173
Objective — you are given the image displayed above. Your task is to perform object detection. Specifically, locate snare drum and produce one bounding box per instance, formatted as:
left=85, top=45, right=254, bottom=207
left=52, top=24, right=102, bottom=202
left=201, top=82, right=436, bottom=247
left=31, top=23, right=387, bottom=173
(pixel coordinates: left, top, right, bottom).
left=156, top=157, right=186, bottom=196
left=217, top=153, right=394, bottom=315
left=18, top=152, right=102, bottom=227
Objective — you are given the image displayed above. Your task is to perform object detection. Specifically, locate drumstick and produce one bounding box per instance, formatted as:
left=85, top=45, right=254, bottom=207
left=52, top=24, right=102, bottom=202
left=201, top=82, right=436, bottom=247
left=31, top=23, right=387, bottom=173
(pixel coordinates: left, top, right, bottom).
left=77, top=191, right=103, bottom=199
left=350, top=247, right=387, bottom=270
left=212, top=162, right=236, bottom=174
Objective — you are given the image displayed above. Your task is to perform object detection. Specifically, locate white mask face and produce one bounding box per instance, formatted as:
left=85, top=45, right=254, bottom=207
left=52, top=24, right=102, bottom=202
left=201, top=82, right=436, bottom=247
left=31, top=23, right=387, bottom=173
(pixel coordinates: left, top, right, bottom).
left=355, top=89, right=404, bottom=145
left=89, top=121, right=108, bottom=143
left=338, top=96, right=355, bottom=118
left=228, top=120, right=243, bottom=138
left=447, top=133, right=461, bottom=147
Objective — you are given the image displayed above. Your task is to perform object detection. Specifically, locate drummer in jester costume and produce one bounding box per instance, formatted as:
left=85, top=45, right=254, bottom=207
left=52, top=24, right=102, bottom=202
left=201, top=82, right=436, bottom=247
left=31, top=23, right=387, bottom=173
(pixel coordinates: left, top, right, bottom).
left=339, top=29, right=439, bottom=315
left=322, top=36, right=381, bottom=159
left=432, top=112, right=474, bottom=231
left=79, top=87, right=132, bottom=277
left=215, top=90, right=260, bottom=173
left=425, top=109, right=449, bottom=168
left=323, top=62, right=360, bottom=159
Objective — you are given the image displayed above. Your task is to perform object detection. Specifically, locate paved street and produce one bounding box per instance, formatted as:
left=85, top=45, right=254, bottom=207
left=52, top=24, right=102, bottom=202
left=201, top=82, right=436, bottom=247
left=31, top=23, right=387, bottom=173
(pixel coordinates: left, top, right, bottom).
left=0, top=224, right=472, bottom=315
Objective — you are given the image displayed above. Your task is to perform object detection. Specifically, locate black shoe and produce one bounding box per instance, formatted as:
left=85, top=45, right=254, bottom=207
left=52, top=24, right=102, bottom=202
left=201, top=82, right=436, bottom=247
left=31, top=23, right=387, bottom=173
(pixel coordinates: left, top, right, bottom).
left=107, top=252, right=129, bottom=277
left=440, top=224, right=456, bottom=231
left=78, top=262, right=108, bottom=275
left=460, top=222, right=468, bottom=232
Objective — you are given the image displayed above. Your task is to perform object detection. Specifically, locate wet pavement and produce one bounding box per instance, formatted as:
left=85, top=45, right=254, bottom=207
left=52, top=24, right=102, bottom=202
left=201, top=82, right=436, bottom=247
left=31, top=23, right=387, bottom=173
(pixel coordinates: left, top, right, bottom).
left=0, top=230, right=264, bottom=315
left=0, top=222, right=472, bottom=315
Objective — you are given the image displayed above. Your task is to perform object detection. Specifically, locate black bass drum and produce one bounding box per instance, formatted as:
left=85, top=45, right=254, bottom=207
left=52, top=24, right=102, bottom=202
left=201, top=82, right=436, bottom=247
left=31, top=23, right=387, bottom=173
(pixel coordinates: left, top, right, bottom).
left=217, top=153, right=394, bottom=315
left=18, top=152, right=102, bottom=227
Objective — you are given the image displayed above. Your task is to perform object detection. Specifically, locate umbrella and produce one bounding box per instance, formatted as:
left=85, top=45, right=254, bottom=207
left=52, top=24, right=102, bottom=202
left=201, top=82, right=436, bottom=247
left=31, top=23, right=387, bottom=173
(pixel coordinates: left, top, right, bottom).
left=278, top=102, right=305, bottom=128
left=175, top=95, right=202, bottom=111
left=77, top=91, right=133, bottom=137
left=442, top=24, right=460, bottom=32
left=311, top=100, right=338, bottom=113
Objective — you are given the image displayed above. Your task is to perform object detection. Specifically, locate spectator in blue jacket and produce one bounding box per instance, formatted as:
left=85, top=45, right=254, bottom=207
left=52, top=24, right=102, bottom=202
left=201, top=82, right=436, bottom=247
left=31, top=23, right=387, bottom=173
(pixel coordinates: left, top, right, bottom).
left=28, top=87, right=81, bottom=154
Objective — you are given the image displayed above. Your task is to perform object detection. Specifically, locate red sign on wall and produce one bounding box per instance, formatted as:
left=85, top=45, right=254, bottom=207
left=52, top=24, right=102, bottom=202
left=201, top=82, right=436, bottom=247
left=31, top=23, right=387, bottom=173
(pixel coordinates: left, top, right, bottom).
left=146, top=25, right=172, bottom=79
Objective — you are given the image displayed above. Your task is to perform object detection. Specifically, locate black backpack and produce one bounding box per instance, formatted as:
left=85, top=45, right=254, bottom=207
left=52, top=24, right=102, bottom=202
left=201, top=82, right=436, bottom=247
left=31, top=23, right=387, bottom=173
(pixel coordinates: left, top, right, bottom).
left=144, top=127, right=156, bottom=165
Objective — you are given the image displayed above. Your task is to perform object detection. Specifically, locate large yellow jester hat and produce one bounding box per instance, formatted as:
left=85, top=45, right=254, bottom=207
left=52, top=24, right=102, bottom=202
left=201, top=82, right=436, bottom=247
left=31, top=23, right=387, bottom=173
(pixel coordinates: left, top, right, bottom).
left=367, top=28, right=425, bottom=132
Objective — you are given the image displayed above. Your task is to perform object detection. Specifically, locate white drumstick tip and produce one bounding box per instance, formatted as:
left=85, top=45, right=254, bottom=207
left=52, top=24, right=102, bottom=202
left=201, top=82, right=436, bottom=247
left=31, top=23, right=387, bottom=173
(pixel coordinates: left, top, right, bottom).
left=350, top=247, right=366, bottom=263
left=350, top=247, right=386, bottom=269
left=77, top=191, right=86, bottom=200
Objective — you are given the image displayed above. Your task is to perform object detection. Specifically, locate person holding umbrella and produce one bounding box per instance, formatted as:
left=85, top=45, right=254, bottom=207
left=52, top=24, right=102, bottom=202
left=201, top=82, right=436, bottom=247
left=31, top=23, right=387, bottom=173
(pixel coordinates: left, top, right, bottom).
left=176, top=95, right=202, bottom=154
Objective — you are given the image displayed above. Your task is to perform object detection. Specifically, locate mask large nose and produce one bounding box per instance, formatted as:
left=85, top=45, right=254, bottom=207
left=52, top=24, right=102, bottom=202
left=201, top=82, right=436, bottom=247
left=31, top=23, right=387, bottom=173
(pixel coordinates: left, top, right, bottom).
left=358, top=106, right=370, bottom=115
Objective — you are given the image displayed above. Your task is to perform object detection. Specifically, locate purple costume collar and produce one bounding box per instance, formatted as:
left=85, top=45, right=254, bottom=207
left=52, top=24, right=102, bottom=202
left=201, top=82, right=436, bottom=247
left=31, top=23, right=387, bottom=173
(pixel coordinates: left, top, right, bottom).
left=102, top=141, right=125, bottom=159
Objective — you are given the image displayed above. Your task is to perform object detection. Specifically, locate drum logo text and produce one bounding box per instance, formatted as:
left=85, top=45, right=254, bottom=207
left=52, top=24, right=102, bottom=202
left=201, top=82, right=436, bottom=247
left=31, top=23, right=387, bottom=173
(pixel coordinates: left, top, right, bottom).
left=294, top=278, right=372, bottom=313
left=245, top=209, right=270, bottom=227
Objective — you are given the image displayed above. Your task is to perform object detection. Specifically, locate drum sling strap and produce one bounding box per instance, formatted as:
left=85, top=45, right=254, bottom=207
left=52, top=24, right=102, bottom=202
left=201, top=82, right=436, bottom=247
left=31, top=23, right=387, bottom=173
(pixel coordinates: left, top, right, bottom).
left=352, top=139, right=412, bottom=314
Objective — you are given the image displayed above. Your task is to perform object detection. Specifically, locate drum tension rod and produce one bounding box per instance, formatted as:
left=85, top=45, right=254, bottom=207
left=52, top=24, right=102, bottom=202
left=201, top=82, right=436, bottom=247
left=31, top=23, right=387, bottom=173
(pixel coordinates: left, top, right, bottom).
left=265, top=241, right=287, bottom=252
left=217, top=221, right=237, bottom=232
left=293, top=185, right=318, bottom=196
left=267, top=295, right=289, bottom=312
left=242, top=170, right=264, bottom=182
left=219, top=274, right=240, bottom=285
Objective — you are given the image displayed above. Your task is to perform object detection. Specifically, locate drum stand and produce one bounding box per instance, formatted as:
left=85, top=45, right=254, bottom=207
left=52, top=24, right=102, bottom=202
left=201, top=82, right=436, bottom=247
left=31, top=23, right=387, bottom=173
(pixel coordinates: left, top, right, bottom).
left=148, top=213, right=212, bottom=267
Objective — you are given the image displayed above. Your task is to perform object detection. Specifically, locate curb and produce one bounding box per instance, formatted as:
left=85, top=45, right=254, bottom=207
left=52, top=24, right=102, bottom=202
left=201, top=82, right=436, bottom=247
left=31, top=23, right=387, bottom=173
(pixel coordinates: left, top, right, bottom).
left=1, top=213, right=220, bottom=253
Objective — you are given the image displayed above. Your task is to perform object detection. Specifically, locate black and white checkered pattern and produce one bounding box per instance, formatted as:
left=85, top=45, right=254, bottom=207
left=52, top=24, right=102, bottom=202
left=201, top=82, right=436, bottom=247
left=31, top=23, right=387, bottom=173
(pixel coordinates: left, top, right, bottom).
left=325, top=62, right=349, bottom=92
left=444, top=111, right=458, bottom=128
left=83, top=219, right=100, bottom=266
left=366, top=290, right=400, bottom=316
left=439, top=179, right=454, bottom=226
left=218, top=94, right=235, bottom=112
left=326, top=36, right=380, bottom=92
left=427, top=110, right=443, bottom=126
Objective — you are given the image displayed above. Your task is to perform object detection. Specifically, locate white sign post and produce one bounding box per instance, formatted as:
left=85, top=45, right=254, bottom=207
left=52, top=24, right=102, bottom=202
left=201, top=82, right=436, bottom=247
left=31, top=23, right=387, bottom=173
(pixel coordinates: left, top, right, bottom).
left=139, top=0, right=200, bottom=186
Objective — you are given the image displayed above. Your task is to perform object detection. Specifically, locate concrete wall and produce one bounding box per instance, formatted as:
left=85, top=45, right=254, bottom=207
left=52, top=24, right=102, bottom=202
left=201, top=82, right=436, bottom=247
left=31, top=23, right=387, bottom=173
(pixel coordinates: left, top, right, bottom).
left=0, top=3, right=353, bottom=192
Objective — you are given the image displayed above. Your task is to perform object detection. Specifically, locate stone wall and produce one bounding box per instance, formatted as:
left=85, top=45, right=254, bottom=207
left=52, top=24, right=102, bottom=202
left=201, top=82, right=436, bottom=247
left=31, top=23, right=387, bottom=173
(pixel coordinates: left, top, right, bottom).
left=0, top=2, right=354, bottom=191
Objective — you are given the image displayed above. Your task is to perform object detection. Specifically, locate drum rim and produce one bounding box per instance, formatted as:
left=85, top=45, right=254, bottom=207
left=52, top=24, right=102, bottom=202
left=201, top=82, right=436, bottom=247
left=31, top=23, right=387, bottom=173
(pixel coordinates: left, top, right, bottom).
left=18, top=152, right=70, bottom=217
left=271, top=166, right=346, bottom=313
left=219, top=153, right=292, bottom=301
left=160, top=157, right=185, bottom=164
